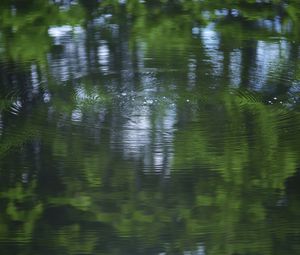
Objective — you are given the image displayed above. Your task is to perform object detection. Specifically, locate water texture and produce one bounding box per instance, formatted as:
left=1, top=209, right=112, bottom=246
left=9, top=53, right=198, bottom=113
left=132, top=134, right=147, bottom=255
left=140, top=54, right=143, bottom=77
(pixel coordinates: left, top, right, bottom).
left=0, top=0, right=300, bottom=254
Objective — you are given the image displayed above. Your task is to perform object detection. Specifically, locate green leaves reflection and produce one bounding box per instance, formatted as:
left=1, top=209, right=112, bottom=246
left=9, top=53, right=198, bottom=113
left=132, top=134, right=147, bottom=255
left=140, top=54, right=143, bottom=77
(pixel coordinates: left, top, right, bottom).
left=0, top=86, right=299, bottom=254
left=1, top=0, right=300, bottom=63
left=0, top=0, right=85, bottom=63
left=0, top=0, right=300, bottom=255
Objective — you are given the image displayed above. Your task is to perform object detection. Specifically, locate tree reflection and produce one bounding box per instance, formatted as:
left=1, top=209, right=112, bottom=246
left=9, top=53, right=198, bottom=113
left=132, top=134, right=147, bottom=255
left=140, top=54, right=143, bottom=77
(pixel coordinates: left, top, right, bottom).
left=0, top=0, right=300, bottom=254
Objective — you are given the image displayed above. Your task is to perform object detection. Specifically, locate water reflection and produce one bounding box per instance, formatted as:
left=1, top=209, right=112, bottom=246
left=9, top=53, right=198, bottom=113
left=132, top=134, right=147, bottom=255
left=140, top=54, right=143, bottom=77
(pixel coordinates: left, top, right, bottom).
left=117, top=103, right=176, bottom=174
left=0, top=0, right=300, bottom=254
left=48, top=25, right=87, bottom=81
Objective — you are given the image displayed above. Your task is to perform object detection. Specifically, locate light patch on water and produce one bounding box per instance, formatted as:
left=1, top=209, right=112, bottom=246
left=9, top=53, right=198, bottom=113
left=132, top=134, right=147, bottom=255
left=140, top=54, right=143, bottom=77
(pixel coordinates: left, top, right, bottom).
left=183, top=243, right=205, bottom=255
left=201, top=25, right=219, bottom=49
left=109, top=24, right=119, bottom=38
left=93, top=14, right=112, bottom=26
left=252, top=40, right=288, bottom=90
left=31, top=64, right=40, bottom=94
left=197, top=244, right=206, bottom=255
left=289, top=81, right=300, bottom=94
left=258, top=16, right=282, bottom=33
left=48, top=25, right=84, bottom=46
left=231, top=9, right=239, bottom=17
left=163, top=107, right=176, bottom=130
left=55, top=0, right=78, bottom=11
left=122, top=110, right=151, bottom=158
left=48, top=25, right=87, bottom=81
left=43, top=91, right=51, bottom=103
left=103, top=14, right=112, bottom=19
left=98, top=41, right=110, bottom=73
left=48, top=25, right=73, bottom=38
left=21, top=172, right=28, bottom=184
left=229, top=49, right=242, bottom=87
left=282, top=20, right=293, bottom=34
left=73, top=26, right=84, bottom=35
left=201, top=11, right=211, bottom=20
left=117, top=103, right=176, bottom=175
left=188, top=56, right=197, bottom=89
left=11, top=5, right=16, bottom=16
left=137, top=41, right=146, bottom=70
left=93, top=16, right=106, bottom=26
left=50, top=58, right=70, bottom=81
left=145, top=99, right=153, bottom=105
left=153, top=152, right=164, bottom=170
left=74, top=87, right=103, bottom=108
left=71, top=109, right=82, bottom=122
left=215, top=9, right=229, bottom=17
left=274, top=16, right=282, bottom=33
left=75, top=87, right=86, bottom=101
left=201, top=25, right=223, bottom=77
left=140, top=71, right=158, bottom=96
left=10, top=100, right=22, bottom=115
left=192, top=27, right=201, bottom=35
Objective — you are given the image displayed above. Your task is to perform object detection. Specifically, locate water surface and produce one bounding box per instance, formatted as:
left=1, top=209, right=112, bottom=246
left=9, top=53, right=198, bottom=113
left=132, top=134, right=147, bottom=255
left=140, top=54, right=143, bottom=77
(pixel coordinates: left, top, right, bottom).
left=0, top=1, right=300, bottom=254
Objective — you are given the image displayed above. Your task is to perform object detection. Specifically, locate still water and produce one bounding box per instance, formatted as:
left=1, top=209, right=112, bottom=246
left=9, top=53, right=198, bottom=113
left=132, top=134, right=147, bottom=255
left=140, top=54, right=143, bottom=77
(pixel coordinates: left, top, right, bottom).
left=0, top=0, right=300, bottom=254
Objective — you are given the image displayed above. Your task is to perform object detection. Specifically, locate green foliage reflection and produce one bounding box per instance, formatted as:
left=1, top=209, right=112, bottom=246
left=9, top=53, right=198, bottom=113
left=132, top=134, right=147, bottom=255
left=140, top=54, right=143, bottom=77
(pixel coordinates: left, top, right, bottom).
left=0, top=0, right=300, bottom=255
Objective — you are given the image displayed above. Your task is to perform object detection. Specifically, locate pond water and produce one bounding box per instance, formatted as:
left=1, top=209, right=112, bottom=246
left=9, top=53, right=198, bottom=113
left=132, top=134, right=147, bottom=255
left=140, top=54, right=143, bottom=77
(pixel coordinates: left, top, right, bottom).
left=0, top=1, right=300, bottom=254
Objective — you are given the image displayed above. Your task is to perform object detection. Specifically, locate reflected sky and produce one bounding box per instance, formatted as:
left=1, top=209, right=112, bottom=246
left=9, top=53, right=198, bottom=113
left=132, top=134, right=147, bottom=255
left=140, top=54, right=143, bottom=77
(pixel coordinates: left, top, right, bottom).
left=2, top=8, right=300, bottom=172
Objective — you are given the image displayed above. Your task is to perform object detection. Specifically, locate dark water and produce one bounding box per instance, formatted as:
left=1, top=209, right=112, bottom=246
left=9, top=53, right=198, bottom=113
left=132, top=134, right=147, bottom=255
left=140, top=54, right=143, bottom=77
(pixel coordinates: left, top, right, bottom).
left=1, top=0, right=300, bottom=254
